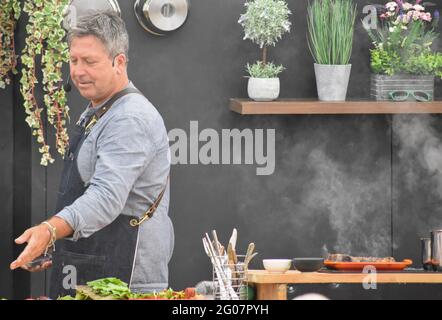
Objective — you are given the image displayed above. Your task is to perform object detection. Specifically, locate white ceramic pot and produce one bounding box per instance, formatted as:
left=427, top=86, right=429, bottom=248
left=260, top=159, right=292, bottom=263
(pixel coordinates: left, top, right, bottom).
left=247, top=77, right=280, bottom=102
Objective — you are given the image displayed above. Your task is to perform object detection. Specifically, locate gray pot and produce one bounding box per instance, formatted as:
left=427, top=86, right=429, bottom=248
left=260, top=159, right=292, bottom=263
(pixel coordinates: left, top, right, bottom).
left=371, top=74, right=435, bottom=101
left=314, top=64, right=352, bottom=101
left=247, top=77, right=280, bottom=102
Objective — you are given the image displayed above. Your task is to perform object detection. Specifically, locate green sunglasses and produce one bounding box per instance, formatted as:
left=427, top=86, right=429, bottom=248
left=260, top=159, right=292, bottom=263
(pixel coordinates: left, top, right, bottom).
left=388, top=90, right=433, bottom=102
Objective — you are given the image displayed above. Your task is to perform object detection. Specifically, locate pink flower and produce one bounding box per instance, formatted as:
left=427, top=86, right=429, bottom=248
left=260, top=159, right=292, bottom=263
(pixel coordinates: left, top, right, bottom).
left=407, top=10, right=421, bottom=20
left=420, top=12, right=432, bottom=22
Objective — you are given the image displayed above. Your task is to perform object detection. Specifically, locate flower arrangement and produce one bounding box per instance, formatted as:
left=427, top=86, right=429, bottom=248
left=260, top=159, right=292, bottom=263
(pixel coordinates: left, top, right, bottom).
left=365, top=0, right=442, bottom=78
left=0, top=0, right=21, bottom=89
left=239, top=0, right=291, bottom=78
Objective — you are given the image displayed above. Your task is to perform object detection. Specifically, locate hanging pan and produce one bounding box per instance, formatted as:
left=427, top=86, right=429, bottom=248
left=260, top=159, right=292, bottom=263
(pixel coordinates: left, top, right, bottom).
left=134, top=0, right=190, bottom=36
left=63, top=0, right=121, bottom=30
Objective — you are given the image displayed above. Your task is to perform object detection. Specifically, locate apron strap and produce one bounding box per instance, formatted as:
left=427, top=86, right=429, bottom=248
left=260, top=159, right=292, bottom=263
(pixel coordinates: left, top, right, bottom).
left=81, top=87, right=168, bottom=227
left=85, top=87, right=143, bottom=132
left=130, top=175, right=170, bottom=227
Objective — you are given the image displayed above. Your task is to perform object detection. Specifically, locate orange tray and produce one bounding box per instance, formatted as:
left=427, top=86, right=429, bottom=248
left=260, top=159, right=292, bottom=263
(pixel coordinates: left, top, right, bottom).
left=324, top=259, right=413, bottom=271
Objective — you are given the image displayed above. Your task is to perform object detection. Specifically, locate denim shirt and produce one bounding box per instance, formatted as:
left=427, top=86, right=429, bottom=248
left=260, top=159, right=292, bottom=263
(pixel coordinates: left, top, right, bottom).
left=56, top=82, right=174, bottom=292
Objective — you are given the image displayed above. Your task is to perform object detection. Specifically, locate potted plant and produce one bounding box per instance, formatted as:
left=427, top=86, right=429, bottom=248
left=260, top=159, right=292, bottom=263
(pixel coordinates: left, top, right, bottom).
left=307, top=0, right=357, bottom=101
left=239, top=0, right=291, bottom=101
left=364, top=1, right=442, bottom=101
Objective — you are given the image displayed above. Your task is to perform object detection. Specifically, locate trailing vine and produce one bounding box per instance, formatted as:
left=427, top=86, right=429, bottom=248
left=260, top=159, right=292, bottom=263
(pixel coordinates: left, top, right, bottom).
left=21, top=0, right=70, bottom=166
left=0, top=0, right=21, bottom=89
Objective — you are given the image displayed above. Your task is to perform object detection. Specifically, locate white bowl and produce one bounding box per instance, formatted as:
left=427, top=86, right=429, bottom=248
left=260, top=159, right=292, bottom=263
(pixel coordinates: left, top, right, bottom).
left=263, top=259, right=292, bottom=273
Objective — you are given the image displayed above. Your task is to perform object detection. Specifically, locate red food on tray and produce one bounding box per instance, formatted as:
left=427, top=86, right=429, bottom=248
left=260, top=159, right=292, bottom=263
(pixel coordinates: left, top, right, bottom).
left=324, top=259, right=413, bottom=271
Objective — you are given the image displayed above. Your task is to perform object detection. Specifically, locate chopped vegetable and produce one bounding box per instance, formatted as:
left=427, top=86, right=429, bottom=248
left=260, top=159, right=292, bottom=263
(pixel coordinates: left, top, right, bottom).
left=128, top=288, right=186, bottom=300
left=57, top=277, right=196, bottom=300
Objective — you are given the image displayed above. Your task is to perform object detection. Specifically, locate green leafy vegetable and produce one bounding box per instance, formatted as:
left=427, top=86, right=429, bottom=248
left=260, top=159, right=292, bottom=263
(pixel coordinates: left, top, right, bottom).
left=86, top=277, right=131, bottom=299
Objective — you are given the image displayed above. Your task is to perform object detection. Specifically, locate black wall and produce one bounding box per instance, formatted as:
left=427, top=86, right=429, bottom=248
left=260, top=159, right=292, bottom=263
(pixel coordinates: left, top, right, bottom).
left=0, top=79, right=14, bottom=299
left=1, top=0, right=442, bottom=299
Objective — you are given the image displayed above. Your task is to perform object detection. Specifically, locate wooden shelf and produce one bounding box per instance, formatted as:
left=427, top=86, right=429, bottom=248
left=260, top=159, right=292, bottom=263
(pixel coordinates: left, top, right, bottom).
left=230, top=99, right=442, bottom=115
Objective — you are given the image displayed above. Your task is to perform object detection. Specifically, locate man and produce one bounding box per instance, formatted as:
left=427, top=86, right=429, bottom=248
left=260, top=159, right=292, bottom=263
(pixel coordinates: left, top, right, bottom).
left=10, top=12, right=174, bottom=298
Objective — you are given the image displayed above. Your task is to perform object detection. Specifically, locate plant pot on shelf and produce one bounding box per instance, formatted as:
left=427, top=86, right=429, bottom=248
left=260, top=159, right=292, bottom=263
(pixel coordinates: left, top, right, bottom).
left=371, top=74, right=435, bottom=101
left=247, top=77, right=280, bottom=102
left=314, top=64, right=352, bottom=101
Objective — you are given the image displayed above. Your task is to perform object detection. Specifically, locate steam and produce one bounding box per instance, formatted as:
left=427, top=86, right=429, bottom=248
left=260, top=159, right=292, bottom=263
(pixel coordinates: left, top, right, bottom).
left=393, top=115, right=442, bottom=232
left=302, top=148, right=391, bottom=257
left=236, top=118, right=392, bottom=258
left=394, top=115, right=442, bottom=195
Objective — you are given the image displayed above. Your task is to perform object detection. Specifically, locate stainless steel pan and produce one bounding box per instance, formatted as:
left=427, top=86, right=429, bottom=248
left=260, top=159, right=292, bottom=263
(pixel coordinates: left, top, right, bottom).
left=134, top=0, right=189, bottom=36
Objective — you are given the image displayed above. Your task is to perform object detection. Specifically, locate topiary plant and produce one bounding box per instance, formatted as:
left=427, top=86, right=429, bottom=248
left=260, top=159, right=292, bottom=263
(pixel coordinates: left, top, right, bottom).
left=20, top=0, right=70, bottom=166
left=239, top=0, right=291, bottom=77
left=0, top=0, right=21, bottom=89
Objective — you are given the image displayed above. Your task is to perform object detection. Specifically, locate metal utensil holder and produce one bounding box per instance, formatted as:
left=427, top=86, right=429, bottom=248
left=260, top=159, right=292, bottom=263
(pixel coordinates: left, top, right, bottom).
left=212, top=254, right=248, bottom=300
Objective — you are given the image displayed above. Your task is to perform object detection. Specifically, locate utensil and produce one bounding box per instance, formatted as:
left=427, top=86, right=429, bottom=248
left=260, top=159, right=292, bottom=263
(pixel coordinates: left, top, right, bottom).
left=134, top=0, right=189, bottom=36
left=244, top=252, right=258, bottom=270
left=431, top=230, right=442, bottom=272
left=324, top=259, right=413, bottom=271
left=229, top=228, right=237, bottom=251
left=263, top=259, right=292, bottom=273
left=202, top=237, right=227, bottom=299
left=421, top=238, right=432, bottom=271
left=212, top=230, right=222, bottom=256
left=227, top=243, right=237, bottom=286
left=63, top=0, right=121, bottom=30
left=293, top=258, right=324, bottom=272
left=245, top=243, right=255, bottom=261
left=204, top=234, right=238, bottom=299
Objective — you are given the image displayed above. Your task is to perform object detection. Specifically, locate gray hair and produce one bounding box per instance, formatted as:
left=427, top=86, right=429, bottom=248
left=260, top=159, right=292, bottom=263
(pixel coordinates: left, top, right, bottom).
left=67, top=11, right=129, bottom=63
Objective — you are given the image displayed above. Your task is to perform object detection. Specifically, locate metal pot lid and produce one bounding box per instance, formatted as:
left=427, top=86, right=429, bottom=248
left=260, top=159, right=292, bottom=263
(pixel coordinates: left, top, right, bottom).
left=63, top=0, right=121, bottom=30
left=134, top=0, right=189, bottom=36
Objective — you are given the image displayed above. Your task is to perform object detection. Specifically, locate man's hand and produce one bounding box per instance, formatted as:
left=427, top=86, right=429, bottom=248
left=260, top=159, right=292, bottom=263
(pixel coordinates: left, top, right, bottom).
left=10, top=225, right=51, bottom=271
left=10, top=217, right=73, bottom=271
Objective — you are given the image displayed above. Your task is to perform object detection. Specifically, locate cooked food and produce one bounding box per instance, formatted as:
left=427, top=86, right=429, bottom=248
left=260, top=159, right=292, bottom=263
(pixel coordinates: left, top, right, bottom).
left=327, top=254, right=396, bottom=263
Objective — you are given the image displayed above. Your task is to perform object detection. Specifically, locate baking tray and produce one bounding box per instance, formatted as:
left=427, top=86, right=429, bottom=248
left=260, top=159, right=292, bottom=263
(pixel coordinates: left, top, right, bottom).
left=324, top=259, right=413, bottom=271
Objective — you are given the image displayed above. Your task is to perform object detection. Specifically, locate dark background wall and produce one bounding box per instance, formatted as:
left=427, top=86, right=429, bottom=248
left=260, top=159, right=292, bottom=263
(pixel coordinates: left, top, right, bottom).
left=1, top=0, right=442, bottom=299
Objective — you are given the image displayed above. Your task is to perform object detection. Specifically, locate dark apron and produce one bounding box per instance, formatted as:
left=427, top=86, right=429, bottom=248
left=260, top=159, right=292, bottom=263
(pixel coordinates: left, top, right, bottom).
left=49, top=88, right=143, bottom=299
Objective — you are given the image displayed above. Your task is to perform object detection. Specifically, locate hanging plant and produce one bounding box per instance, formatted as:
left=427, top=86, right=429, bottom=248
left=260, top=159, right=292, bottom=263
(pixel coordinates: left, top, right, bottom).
left=20, top=0, right=70, bottom=166
left=0, top=0, right=21, bottom=89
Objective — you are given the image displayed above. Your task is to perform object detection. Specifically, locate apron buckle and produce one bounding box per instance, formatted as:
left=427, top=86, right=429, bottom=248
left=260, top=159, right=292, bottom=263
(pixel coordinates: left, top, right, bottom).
left=130, top=215, right=150, bottom=227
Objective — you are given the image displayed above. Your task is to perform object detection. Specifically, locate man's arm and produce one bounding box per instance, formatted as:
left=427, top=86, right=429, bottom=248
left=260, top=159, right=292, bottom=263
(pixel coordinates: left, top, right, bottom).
left=9, top=216, right=73, bottom=270
left=10, top=113, right=154, bottom=270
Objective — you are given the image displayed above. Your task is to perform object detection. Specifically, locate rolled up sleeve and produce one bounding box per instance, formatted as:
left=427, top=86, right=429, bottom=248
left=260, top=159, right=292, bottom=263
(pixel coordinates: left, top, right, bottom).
left=56, top=114, right=156, bottom=240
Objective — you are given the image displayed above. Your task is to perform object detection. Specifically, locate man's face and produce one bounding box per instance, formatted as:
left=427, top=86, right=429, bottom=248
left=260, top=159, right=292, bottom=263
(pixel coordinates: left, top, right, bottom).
left=69, top=35, right=118, bottom=103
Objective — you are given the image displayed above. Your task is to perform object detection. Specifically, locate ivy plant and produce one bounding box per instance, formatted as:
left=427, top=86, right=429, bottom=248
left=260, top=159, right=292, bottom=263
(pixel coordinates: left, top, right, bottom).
left=239, top=0, right=291, bottom=78
left=20, top=0, right=70, bottom=166
left=0, top=0, right=21, bottom=89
